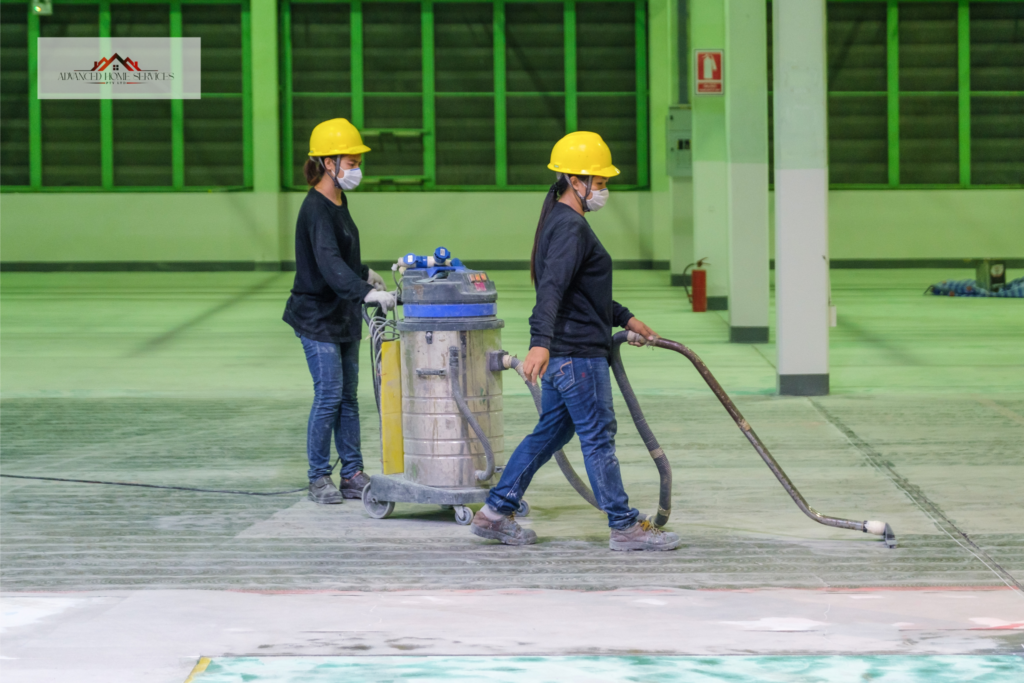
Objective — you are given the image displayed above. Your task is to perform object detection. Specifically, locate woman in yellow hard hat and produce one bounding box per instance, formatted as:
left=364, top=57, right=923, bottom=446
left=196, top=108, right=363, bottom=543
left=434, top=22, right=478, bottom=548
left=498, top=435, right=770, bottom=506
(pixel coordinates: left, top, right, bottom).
left=470, top=131, right=680, bottom=552
left=283, top=118, right=395, bottom=505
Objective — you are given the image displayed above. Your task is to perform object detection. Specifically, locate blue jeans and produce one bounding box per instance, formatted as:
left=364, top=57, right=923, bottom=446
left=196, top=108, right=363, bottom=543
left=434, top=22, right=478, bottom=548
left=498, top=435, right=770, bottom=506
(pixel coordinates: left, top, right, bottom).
left=487, top=356, right=639, bottom=530
left=299, top=335, right=363, bottom=482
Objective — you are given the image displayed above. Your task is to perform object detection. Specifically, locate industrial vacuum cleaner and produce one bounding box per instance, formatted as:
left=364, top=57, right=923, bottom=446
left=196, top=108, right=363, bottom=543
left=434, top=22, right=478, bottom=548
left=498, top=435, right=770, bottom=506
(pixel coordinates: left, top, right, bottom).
left=361, top=247, right=896, bottom=548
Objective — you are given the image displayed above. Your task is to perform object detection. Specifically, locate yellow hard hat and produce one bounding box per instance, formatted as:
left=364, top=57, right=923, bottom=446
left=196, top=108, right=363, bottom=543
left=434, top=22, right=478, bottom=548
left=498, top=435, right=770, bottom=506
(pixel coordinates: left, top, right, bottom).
left=547, top=131, right=620, bottom=177
left=308, top=118, right=371, bottom=157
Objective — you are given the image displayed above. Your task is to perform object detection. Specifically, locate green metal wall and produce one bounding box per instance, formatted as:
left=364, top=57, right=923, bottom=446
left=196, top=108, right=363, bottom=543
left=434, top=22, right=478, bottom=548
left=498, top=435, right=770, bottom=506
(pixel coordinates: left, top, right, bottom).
left=4, top=0, right=1020, bottom=193
left=768, top=0, right=1024, bottom=188
left=0, top=0, right=253, bottom=191
left=280, top=0, right=649, bottom=191
left=0, top=0, right=652, bottom=192
left=0, top=0, right=1021, bottom=267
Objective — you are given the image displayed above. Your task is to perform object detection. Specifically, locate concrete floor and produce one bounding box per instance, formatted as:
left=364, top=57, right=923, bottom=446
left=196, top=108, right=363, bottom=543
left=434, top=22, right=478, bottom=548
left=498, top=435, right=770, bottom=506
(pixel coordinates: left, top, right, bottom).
left=1, top=269, right=1022, bottom=681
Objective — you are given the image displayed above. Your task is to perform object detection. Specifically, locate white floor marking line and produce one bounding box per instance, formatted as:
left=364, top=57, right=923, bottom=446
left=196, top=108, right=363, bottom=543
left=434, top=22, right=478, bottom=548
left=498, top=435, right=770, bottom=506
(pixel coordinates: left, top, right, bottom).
left=721, top=617, right=828, bottom=631
left=974, top=397, right=1024, bottom=427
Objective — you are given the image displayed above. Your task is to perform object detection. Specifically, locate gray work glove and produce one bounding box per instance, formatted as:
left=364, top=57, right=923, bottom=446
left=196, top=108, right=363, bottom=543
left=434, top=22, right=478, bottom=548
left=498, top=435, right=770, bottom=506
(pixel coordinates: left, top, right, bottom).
left=363, top=289, right=397, bottom=313
left=367, top=268, right=386, bottom=291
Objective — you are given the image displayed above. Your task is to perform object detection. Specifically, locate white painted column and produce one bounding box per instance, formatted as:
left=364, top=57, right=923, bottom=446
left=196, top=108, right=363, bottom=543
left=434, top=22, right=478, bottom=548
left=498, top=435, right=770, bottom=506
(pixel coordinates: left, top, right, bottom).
left=773, top=0, right=830, bottom=395
left=725, top=0, right=769, bottom=343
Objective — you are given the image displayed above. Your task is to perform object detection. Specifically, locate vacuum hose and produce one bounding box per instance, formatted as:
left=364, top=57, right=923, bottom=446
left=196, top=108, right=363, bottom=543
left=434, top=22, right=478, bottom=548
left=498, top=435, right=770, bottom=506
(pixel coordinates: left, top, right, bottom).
left=609, top=334, right=673, bottom=527
left=501, top=332, right=895, bottom=547
left=617, top=331, right=896, bottom=547
left=449, top=347, right=497, bottom=482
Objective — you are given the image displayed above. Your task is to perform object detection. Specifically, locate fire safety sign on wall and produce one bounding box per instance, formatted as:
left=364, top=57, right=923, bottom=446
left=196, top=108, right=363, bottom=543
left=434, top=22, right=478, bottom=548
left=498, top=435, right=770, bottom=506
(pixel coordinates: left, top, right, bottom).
left=694, top=50, right=723, bottom=95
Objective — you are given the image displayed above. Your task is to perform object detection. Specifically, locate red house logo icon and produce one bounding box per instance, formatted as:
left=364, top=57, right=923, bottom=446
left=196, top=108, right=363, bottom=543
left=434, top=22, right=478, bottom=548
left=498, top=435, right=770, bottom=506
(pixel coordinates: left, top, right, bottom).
left=78, top=53, right=145, bottom=72
left=74, top=53, right=157, bottom=84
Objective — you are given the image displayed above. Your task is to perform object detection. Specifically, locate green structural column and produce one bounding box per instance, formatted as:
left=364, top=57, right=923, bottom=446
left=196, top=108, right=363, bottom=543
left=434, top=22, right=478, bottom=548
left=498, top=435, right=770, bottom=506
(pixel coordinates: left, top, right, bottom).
left=99, top=1, right=113, bottom=190
left=641, top=0, right=669, bottom=264
left=886, top=0, right=899, bottom=187
left=250, top=0, right=279, bottom=193
left=957, top=0, right=971, bottom=187
left=422, top=1, right=436, bottom=188
left=280, top=0, right=294, bottom=188
left=250, top=0, right=282, bottom=265
left=724, top=0, right=769, bottom=343
left=494, top=0, right=507, bottom=187
left=28, top=10, right=42, bottom=189
left=689, top=0, right=728, bottom=309
left=241, top=1, right=254, bottom=189
left=350, top=1, right=364, bottom=129
left=773, top=0, right=830, bottom=396
left=636, top=0, right=650, bottom=190
left=564, top=0, right=577, bottom=132
left=170, top=1, right=185, bottom=189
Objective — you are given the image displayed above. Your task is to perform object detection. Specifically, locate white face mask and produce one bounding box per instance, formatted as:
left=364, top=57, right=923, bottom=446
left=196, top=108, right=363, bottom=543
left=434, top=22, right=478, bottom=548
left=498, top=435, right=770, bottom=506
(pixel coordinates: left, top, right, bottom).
left=336, top=166, right=362, bottom=191
left=586, top=188, right=609, bottom=212
left=569, top=176, right=608, bottom=213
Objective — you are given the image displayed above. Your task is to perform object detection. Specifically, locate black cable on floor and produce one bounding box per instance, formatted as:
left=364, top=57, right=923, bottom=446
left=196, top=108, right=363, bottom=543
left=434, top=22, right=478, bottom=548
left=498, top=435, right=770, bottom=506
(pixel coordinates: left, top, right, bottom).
left=0, top=473, right=307, bottom=496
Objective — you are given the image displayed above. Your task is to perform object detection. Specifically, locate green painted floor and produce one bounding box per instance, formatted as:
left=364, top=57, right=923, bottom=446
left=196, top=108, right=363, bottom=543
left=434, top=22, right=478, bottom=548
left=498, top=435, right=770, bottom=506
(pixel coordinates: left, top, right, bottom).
left=2, top=268, right=1021, bottom=398
left=189, top=654, right=1024, bottom=682
left=1, top=270, right=1023, bottom=592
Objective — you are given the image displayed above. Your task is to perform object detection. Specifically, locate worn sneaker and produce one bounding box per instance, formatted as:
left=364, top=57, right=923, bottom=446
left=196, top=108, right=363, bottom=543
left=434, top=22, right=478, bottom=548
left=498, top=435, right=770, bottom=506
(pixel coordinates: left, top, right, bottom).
left=340, top=471, right=371, bottom=499
left=308, top=475, right=343, bottom=504
left=609, top=519, right=681, bottom=552
left=469, top=509, right=537, bottom=546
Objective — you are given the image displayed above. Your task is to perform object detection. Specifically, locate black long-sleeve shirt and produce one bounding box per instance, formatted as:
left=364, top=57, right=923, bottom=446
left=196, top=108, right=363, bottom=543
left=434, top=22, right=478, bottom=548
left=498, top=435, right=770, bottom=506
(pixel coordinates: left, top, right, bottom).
left=283, top=189, right=373, bottom=343
left=529, top=202, right=634, bottom=358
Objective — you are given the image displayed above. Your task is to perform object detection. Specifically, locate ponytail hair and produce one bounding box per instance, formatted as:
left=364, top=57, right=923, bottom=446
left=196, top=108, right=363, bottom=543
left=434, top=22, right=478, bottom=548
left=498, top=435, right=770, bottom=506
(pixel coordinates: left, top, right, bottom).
left=530, top=174, right=570, bottom=284
left=304, top=157, right=324, bottom=187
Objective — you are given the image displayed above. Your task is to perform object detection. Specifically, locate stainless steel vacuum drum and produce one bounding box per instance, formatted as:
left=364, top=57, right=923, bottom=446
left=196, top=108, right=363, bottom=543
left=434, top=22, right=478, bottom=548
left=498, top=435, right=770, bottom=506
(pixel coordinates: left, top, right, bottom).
left=397, top=265, right=505, bottom=488
left=400, top=328, right=504, bottom=487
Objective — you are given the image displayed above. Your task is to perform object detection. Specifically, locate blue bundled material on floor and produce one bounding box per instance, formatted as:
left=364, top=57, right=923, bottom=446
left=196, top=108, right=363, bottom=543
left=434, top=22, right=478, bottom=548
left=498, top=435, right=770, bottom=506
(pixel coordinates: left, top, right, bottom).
left=927, top=277, right=1024, bottom=297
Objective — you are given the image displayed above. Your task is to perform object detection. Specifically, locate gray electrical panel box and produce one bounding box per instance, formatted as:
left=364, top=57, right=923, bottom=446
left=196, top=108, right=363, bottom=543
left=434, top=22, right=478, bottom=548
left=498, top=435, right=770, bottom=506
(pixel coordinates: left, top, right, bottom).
left=666, top=106, right=692, bottom=177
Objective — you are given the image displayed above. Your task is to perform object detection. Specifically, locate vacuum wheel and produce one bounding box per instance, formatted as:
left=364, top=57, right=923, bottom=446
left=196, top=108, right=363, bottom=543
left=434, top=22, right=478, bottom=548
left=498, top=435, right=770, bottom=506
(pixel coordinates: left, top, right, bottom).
left=453, top=505, right=473, bottom=526
left=517, top=499, right=531, bottom=517
left=362, top=483, right=395, bottom=520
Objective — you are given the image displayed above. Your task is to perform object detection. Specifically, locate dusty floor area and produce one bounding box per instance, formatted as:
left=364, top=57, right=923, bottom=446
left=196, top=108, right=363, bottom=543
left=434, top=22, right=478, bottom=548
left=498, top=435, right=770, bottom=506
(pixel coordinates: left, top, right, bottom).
left=2, top=270, right=1022, bottom=681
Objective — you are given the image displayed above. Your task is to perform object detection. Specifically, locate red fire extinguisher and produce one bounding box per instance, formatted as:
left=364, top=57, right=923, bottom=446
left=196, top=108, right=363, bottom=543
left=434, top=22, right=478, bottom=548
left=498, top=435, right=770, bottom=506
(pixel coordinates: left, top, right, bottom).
left=684, top=258, right=709, bottom=312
